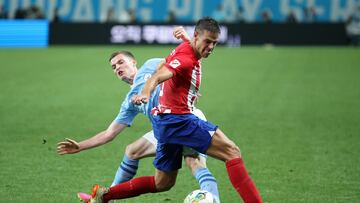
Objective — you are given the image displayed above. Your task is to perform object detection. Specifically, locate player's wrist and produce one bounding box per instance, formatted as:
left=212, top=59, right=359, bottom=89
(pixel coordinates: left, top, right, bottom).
left=77, top=142, right=85, bottom=152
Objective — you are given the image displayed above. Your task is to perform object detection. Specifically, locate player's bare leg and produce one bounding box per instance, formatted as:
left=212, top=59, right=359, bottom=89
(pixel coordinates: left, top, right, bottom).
left=206, top=129, right=262, bottom=203
left=206, top=129, right=241, bottom=161
left=154, top=169, right=178, bottom=192
left=184, top=155, right=206, bottom=174
left=125, top=137, right=156, bottom=160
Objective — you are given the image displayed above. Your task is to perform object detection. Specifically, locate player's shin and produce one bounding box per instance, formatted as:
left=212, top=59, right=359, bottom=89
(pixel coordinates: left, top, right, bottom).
left=226, top=158, right=262, bottom=203
left=103, top=176, right=156, bottom=201
left=194, top=167, right=220, bottom=203
left=111, top=154, right=139, bottom=186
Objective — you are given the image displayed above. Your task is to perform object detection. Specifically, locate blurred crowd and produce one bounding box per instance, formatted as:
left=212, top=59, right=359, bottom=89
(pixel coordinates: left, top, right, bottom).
left=0, top=3, right=357, bottom=24
left=1, top=3, right=359, bottom=46
left=346, top=5, right=360, bottom=46
left=0, top=5, right=44, bottom=20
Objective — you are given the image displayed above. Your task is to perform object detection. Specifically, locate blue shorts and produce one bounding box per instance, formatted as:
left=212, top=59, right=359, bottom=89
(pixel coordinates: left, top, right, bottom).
left=152, top=113, right=218, bottom=172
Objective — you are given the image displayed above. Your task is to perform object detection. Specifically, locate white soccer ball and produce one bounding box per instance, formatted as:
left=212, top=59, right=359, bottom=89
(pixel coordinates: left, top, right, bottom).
left=183, top=189, right=215, bottom=203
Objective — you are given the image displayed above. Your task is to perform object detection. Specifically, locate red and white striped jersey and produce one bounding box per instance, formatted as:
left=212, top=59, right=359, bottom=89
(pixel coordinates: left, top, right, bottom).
left=155, top=41, right=201, bottom=114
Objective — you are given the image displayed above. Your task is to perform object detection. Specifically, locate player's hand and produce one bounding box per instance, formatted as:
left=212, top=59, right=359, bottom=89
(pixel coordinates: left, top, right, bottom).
left=173, top=26, right=190, bottom=42
left=57, top=138, right=80, bottom=155
left=132, top=94, right=149, bottom=105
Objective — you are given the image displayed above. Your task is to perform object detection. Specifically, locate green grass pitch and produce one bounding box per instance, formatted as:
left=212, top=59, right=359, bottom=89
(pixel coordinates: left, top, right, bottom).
left=0, top=45, right=359, bottom=202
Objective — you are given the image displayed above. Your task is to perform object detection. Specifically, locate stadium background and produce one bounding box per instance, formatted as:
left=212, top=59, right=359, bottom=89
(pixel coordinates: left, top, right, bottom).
left=0, top=0, right=360, bottom=202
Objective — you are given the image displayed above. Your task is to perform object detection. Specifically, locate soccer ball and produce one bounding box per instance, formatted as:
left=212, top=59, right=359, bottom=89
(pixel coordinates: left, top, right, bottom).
left=183, top=189, right=215, bottom=203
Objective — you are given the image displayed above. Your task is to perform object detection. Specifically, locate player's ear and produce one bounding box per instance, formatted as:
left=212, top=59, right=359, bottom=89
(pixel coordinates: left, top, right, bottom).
left=194, top=31, right=199, bottom=38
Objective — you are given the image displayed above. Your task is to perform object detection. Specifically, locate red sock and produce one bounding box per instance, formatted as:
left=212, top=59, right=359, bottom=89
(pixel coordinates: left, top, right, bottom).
left=226, top=158, right=262, bottom=203
left=103, top=176, right=156, bottom=202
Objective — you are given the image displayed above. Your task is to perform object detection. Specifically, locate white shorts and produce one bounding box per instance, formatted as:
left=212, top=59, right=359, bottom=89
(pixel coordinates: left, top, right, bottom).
left=142, top=130, right=158, bottom=146
left=142, top=108, right=207, bottom=157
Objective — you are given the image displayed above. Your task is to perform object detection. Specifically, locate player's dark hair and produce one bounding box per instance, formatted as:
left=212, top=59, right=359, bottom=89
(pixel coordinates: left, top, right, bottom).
left=109, top=51, right=135, bottom=62
left=195, top=17, right=221, bottom=34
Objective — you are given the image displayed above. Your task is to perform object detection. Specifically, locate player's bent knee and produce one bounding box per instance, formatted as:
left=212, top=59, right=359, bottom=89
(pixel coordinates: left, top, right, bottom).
left=125, top=144, right=139, bottom=160
left=184, top=156, right=206, bottom=173
left=188, top=156, right=206, bottom=167
left=225, top=143, right=241, bottom=160
left=210, top=129, right=242, bottom=160
left=231, top=144, right=241, bottom=157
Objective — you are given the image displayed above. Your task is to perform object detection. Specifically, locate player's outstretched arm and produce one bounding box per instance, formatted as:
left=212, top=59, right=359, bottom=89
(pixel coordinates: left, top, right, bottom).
left=57, top=138, right=81, bottom=154
left=132, top=64, right=173, bottom=105
left=173, top=26, right=190, bottom=42
left=57, top=121, right=127, bottom=155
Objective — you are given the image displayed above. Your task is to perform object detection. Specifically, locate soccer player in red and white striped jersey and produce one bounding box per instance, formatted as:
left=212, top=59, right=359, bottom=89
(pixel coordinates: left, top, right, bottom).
left=90, top=17, right=262, bottom=203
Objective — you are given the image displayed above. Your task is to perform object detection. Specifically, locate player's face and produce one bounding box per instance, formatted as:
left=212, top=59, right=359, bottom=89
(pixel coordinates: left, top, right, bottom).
left=110, top=54, right=137, bottom=84
left=194, top=30, right=219, bottom=58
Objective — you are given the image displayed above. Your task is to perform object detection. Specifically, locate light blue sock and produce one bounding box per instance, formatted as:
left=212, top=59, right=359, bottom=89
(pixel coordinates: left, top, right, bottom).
left=111, top=155, right=139, bottom=186
left=194, top=167, right=220, bottom=203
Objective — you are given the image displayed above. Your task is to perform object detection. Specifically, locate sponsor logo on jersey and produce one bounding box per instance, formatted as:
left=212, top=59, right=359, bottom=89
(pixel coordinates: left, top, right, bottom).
left=169, top=59, right=181, bottom=69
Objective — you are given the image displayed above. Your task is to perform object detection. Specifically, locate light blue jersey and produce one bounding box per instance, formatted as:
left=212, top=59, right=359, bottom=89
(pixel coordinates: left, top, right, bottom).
left=114, top=58, right=163, bottom=126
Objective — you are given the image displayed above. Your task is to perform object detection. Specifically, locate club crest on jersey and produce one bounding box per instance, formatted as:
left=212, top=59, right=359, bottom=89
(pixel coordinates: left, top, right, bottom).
left=169, top=59, right=181, bottom=69
left=143, top=73, right=152, bottom=81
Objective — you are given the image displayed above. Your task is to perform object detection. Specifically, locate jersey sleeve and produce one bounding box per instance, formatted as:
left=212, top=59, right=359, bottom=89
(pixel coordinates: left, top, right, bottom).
left=164, top=55, right=193, bottom=76
left=114, top=100, right=139, bottom=126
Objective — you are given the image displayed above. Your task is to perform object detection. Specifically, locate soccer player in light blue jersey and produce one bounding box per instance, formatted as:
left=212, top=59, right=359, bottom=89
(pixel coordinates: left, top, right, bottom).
left=57, top=27, right=220, bottom=203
